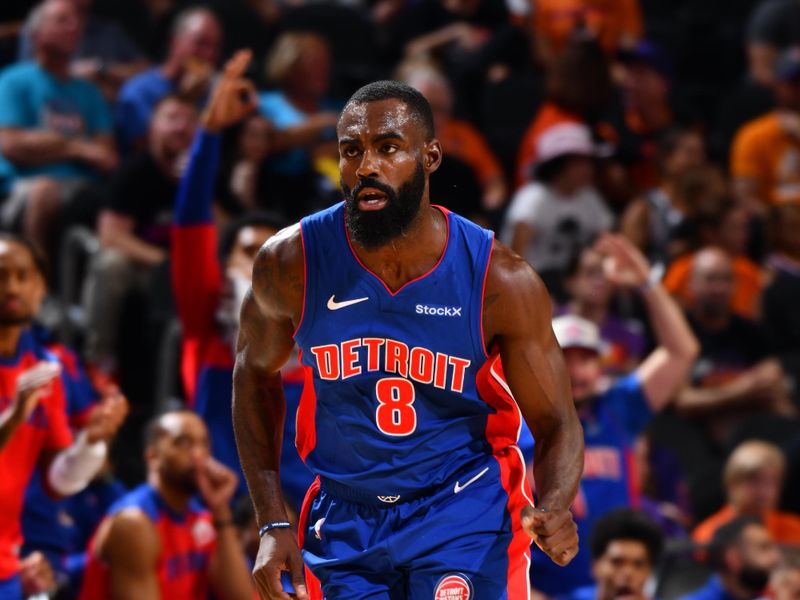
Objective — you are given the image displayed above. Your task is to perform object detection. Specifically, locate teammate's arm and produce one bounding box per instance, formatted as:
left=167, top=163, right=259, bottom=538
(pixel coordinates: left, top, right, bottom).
left=483, top=243, right=583, bottom=566
left=232, top=227, right=308, bottom=600
left=102, top=510, right=162, bottom=600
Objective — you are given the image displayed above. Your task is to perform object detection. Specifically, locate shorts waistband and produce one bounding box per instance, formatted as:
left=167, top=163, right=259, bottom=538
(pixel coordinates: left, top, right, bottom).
left=318, top=476, right=435, bottom=507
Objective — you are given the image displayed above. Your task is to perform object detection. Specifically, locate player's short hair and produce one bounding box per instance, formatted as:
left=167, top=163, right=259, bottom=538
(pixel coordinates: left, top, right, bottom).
left=143, top=409, right=197, bottom=449
left=218, top=211, right=289, bottom=263
left=0, top=233, right=49, bottom=280
left=590, top=509, right=664, bottom=565
left=707, top=515, right=763, bottom=571
left=342, top=80, right=436, bottom=141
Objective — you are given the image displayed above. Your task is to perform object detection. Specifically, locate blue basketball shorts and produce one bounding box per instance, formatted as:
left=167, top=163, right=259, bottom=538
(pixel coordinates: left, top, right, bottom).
left=297, top=448, right=533, bottom=600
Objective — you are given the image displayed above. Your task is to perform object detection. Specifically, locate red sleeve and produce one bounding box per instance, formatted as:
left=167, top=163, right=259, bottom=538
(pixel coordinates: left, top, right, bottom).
left=171, top=224, right=223, bottom=338
left=44, top=379, right=73, bottom=452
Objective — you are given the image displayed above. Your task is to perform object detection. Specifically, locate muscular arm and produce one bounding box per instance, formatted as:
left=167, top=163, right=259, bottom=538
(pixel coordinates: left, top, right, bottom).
left=209, top=509, right=256, bottom=600
left=102, top=510, right=161, bottom=600
left=232, top=225, right=304, bottom=527
left=484, top=243, right=583, bottom=513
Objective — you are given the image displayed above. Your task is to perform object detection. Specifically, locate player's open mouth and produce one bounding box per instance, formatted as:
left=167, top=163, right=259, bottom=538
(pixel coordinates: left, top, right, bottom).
left=357, top=189, right=388, bottom=211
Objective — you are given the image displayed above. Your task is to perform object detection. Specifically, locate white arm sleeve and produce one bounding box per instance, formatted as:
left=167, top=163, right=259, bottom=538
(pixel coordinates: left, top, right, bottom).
left=47, top=430, right=107, bottom=496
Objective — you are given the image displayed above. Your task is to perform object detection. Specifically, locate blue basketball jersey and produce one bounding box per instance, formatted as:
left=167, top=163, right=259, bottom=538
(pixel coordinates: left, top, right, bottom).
left=293, top=202, right=526, bottom=497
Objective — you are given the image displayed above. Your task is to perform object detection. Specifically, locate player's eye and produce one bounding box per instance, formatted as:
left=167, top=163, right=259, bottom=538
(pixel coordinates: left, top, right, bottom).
left=381, top=144, right=397, bottom=154
left=342, top=146, right=360, bottom=158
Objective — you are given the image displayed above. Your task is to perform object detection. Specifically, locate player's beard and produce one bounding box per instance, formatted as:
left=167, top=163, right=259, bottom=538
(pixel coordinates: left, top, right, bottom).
left=165, top=467, right=200, bottom=496
left=0, top=304, right=33, bottom=326
left=342, top=162, right=426, bottom=249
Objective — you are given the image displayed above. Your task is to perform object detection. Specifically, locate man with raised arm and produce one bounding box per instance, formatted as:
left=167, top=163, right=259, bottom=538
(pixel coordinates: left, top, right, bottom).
left=234, top=79, right=584, bottom=600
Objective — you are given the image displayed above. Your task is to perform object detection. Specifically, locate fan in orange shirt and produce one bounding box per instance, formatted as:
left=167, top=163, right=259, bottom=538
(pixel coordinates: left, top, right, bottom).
left=516, top=39, right=613, bottom=188
left=400, top=63, right=508, bottom=211
left=693, top=441, right=800, bottom=546
left=731, top=47, right=800, bottom=214
left=530, top=0, right=643, bottom=67
left=663, top=201, right=764, bottom=319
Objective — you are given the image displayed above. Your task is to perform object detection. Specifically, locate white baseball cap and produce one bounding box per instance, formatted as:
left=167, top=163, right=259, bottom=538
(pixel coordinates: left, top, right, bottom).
left=536, top=122, right=598, bottom=165
left=552, top=315, right=601, bottom=353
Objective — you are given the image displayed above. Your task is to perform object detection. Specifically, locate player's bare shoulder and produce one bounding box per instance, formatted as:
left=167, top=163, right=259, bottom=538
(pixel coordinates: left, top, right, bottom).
left=251, top=222, right=305, bottom=321
left=483, top=240, right=554, bottom=344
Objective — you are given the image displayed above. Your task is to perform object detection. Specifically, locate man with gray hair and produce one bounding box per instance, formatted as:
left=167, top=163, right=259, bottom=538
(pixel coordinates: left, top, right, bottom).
left=115, top=6, right=222, bottom=154
left=0, top=0, right=118, bottom=256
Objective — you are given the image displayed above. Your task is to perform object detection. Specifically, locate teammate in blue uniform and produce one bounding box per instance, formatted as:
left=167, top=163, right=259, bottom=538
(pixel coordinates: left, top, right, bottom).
left=232, top=63, right=584, bottom=600
left=528, top=235, right=699, bottom=597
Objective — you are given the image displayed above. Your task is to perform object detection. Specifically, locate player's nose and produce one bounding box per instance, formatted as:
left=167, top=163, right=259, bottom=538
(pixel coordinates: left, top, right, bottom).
left=355, top=150, right=380, bottom=179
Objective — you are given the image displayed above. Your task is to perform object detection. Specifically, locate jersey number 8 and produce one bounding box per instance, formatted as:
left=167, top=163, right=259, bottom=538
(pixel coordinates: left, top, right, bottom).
left=375, top=377, right=417, bottom=436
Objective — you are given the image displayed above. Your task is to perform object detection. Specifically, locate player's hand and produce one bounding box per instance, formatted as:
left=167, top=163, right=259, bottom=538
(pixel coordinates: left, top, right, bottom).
left=202, top=49, right=258, bottom=133
left=19, top=551, right=55, bottom=595
left=522, top=506, right=578, bottom=566
left=595, top=234, right=651, bottom=288
left=196, top=456, right=239, bottom=514
left=84, top=389, right=128, bottom=444
left=253, top=528, right=309, bottom=600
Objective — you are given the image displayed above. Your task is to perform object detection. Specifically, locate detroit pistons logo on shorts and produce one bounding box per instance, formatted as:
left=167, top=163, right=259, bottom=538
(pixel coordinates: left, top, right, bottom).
left=434, top=573, right=473, bottom=599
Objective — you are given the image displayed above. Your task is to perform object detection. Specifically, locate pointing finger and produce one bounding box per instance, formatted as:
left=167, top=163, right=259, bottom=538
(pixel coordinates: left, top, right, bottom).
left=225, top=49, right=252, bottom=78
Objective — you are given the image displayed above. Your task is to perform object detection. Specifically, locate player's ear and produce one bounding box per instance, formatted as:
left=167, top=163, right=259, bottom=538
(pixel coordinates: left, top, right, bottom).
left=424, top=139, right=442, bottom=174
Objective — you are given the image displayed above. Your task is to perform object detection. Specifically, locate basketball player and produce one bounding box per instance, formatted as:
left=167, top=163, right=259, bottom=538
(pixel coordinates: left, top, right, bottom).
left=79, top=410, right=254, bottom=599
left=234, top=77, right=584, bottom=599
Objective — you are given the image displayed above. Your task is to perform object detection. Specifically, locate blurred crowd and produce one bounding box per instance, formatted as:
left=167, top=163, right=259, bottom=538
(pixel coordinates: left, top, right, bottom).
left=0, top=0, right=799, bottom=598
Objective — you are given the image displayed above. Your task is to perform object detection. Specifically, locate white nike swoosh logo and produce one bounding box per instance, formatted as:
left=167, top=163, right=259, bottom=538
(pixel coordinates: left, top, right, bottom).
left=327, top=295, right=369, bottom=310
left=453, top=466, right=490, bottom=494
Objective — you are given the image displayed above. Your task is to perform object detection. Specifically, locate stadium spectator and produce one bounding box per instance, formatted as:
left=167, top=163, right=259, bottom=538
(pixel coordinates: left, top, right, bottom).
left=610, top=41, right=677, bottom=194
left=560, top=509, right=664, bottom=600
left=746, top=0, right=800, bottom=86
left=559, top=245, right=647, bottom=376
left=678, top=516, right=781, bottom=600
left=693, top=441, right=800, bottom=546
left=528, top=234, right=698, bottom=596
left=731, top=47, right=800, bottom=213
left=115, top=7, right=221, bottom=154
left=0, top=0, right=117, bottom=257
left=258, top=31, right=340, bottom=221
left=17, top=0, right=148, bottom=100
left=529, top=0, right=643, bottom=67
left=0, top=236, right=126, bottom=598
left=400, top=63, right=508, bottom=213
left=79, top=410, right=254, bottom=600
left=663, top=200, right=765, bottom=320
left=503, top=122, right=613, bottom=299
left=620, top=127, right=708, bottom=273
left=768, top=558, right=800, bottom=600
left=763, top=204, right=800, bottom=383
left=516, top=38, right=612, bottom=188
left=82, top=94, right=198, bottom=374
left=173, top=50, right=312, bottom=506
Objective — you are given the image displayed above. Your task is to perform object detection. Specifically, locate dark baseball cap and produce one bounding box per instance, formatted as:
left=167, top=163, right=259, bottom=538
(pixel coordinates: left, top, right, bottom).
left=618, top=41, right=674, bottom=81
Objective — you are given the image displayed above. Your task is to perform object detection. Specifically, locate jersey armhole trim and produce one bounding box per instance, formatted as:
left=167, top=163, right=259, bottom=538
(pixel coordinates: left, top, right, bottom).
left=292, top=222, right=309, bottom=341
left=479, top=234, right=495, bottom=360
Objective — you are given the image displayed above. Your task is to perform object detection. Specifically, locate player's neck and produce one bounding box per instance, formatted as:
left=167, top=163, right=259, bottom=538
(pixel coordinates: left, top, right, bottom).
left=150, top=475, right=192, bottom=515
left=0, top=325, right=24, bottom=357
left=350, top=203, right=447, bottom=293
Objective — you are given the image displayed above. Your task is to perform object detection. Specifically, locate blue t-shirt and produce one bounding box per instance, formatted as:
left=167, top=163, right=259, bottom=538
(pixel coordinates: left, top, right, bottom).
left=0, top=61, right=112, bottom=192
left=678, top=576, right=741, bottom=600
left=526, top=373, right=652, bottom=595
left=258, top=91, right=339, bottom=177
left=115, top=67, right=173, bottom=154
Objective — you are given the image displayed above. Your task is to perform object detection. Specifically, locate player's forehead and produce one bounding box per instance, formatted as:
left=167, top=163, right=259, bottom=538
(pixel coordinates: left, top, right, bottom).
left=337, top=99, right=420, bottom=143
left=0, top=240, right=35, bottom=269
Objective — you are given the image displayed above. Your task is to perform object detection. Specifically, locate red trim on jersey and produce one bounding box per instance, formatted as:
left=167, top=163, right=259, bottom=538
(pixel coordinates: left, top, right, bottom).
left=624, top=448, right=641, bottom=508
left=295, top=353, right=317, bottom=461
left=476, top=352, right=535, bottom=598
left=297, top=477, right=323, bottom=600
left=479, top=238, right=495, bottom=360
left=292, top=224, right=308, bottom=339
left=343, top=205, right=451, bottom=297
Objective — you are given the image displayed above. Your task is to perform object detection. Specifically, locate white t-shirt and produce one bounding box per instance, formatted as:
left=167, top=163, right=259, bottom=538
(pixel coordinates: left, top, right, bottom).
left=501, top=182, right=614, bottom=272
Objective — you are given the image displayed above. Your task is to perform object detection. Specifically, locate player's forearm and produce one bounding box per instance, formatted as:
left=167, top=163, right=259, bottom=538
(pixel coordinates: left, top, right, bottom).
left=232, top=363, right=289, bottom=524
left=533, top=413, right=584, bottom=511
left=641, top=283, right=699, bottom=365
left=174, top=129, right=220, bottom=225
left=211, top=511, right=256, bottom=600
